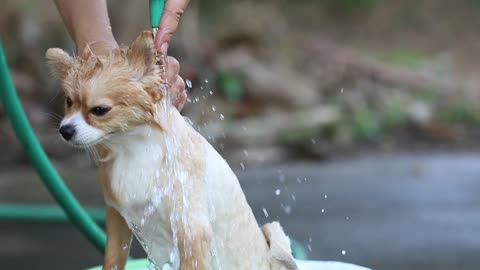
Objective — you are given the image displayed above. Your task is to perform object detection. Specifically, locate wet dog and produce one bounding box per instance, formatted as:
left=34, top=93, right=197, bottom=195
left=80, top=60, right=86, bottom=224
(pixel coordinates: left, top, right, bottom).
left=46, top=31, right=297, bottom=270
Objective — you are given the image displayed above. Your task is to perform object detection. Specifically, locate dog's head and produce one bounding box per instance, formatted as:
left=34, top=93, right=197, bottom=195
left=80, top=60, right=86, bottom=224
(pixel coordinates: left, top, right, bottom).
left=47, top=31, right=164, bottom=147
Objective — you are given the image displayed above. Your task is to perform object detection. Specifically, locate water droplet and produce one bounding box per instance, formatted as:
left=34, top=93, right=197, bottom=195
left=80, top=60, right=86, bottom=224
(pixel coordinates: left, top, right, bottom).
left=279, top=174, right=285, bottom=183
left=324, top=194, right=328, bottom=199
left=341, top=250, right=347, bottom=255
left=241, top=125, right=247, bottom=131
left=307, top=244, right=312, bottom=251
left=243, top=149, right=249, bottom=157
left=275, top=189, right=281, bottom=196
left=184, top=117, right=194, bottom=126
left=346, top=216, right=349, bottom=220
left=211, top=106, right=216, bottom=112
left=283, top=205, right=291, bottom=215
left=240, top=162, right=245, bottom=170
left=311, top=139, right=316, bottom=144
left=341, top=88, right=344, bottom=93
left=309, top=237, right=313, bottom=242
left=219, top=114, right=225, bottom=120
left=194, top=97, right=199, bottom=103
left=262, top=207, right=269, bottom=218
left=204, top=79, right=209, bottom=84
left=186, top=80, right=192, bottom=88
left=291, top=194, right=296, bottom=201
left=209, top=90, right=214, bottom=95
left=321, top=209, right=325, bottom=213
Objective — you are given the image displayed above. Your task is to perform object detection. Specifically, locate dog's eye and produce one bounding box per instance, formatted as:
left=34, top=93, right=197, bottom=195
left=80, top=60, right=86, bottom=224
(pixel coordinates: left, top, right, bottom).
left=65, top=97, right=73, bottom=108
left=90, top=106, right=111, bottom=116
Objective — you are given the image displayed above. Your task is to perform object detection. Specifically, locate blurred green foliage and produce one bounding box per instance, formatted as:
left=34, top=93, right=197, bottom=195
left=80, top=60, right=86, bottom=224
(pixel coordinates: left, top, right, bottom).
left=380, top=49, right=425, bottom=67
left=352, top=109, right=381, bottom=141
left=382, top=101, right=408, bottom=129
left=218, top=72, right=244, bottom=102
left=441, top=99, right=480, bottom=124
left=413, top=88, right=438, bottom=102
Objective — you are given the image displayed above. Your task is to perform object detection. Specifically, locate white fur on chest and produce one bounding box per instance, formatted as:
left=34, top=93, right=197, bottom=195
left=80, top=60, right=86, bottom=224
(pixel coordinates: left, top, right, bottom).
left=107, top=126, right=166, bottom=209
left=106, top=126, right=177, bottom=266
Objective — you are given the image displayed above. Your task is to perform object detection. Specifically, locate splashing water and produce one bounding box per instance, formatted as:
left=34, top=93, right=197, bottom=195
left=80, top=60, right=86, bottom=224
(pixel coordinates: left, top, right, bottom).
left=185, top=79, right=192, bottom=89
left=113, top=59, right=225, bottom=270
left=282, top=204, right=292, bottom=215
left=262, top=207, right=269, bottom=218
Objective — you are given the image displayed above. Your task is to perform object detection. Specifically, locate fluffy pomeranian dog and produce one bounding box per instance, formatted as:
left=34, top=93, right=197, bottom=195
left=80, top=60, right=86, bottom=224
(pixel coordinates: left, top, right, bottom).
left=46, top=31, right=297, bottom=270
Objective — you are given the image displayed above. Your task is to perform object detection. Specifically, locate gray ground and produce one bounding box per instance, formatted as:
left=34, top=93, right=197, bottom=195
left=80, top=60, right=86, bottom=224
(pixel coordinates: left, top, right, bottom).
left=1, top=153, right=480, bottom=270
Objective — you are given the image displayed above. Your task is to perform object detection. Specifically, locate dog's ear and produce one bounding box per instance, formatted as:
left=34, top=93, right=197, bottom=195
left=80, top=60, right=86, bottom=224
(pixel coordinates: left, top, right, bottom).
left=128, top=31, right=164, bottom=103
left=127, top=31, right=156, bottom=71
left=46, top=48, right=74, bottom=81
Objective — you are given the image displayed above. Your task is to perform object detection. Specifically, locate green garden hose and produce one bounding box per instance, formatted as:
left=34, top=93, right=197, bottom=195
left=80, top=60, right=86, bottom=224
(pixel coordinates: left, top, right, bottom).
left=0, top=42, right=106, bottom=252
left=150, top=0, right=166, bottom=29
left=0, top=0, right=166, bottom=254
left=0, top=1, right=308, bottom=261
left=0, top=204, right=106, bottom=224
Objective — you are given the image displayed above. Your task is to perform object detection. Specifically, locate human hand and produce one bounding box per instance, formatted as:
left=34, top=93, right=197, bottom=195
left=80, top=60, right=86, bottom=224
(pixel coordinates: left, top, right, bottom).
left=165, top=56, right=187, bottom=111
left=154, top=0, right=190, bottom=54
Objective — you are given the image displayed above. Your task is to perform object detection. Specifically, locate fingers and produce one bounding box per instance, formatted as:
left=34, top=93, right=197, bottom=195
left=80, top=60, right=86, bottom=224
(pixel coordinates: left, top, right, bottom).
left=164, top=56, right=186, bottom=111
left=154, top=0, right=190, bottom=54
left=170, top=74, right=187, bottom=111
left=166, top=56, right=180, bottom=84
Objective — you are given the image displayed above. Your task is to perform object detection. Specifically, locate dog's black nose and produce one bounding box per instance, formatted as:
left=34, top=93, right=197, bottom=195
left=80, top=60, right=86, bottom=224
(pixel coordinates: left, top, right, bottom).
left=59, top=124, right=76, bottom=141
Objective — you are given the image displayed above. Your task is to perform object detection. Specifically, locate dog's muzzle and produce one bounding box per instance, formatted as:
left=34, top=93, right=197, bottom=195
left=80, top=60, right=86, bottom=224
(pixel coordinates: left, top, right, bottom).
left=59, top=124, right=76, bottom=141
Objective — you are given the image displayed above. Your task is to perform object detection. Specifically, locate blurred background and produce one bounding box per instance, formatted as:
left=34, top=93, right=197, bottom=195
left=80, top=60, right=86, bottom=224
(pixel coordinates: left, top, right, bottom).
left=2, top=0, right=480, bottom=269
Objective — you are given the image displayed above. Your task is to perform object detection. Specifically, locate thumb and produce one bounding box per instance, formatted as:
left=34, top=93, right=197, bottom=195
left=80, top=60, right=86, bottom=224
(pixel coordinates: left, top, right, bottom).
left=154, top=0, right=190, bottom=54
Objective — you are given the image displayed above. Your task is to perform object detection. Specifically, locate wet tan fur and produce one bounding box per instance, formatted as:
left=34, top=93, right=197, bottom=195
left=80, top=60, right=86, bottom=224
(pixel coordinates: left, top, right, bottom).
left=46, top=31, right=297, bottom=270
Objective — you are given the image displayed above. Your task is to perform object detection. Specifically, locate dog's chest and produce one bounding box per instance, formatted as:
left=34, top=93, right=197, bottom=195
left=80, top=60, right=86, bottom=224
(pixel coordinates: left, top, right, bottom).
left=105, top=129, right=187, bottom=266
left=107, top=129, right=169, bottom=210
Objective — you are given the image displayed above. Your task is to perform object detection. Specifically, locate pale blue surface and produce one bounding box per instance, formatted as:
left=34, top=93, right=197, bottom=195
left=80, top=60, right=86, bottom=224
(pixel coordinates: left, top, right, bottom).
left=87, top=259, right=372, bottom=270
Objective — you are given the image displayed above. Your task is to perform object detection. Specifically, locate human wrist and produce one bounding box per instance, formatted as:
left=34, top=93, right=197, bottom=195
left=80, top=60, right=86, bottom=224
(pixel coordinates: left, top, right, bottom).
left=75, top=31, right=118, bottom=55
left=74, top=26, right=118, bottom=56
left=77, top=38, right=118, bottom=56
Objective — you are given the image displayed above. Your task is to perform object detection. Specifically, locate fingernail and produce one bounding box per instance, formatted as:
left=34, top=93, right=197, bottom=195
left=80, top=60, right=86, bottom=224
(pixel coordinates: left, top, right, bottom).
left=160, top=43, right=169, bottom=55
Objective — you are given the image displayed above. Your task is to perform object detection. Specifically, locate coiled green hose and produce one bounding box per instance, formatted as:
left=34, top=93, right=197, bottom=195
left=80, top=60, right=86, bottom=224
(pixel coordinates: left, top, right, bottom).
left=0, top=0, right=167, bottom=254
left=0, top=41, right=107, bottom=252
left=0, top=0, right=308, bottom=261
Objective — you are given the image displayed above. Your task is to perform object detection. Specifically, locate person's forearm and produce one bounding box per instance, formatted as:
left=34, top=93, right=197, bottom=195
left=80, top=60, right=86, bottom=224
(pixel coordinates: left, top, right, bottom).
left=54, top=0, right=118, bottom=54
